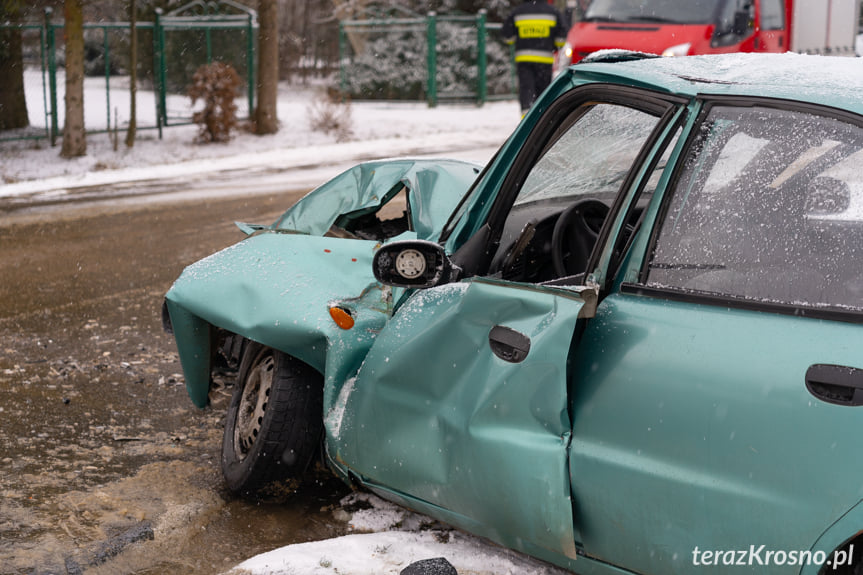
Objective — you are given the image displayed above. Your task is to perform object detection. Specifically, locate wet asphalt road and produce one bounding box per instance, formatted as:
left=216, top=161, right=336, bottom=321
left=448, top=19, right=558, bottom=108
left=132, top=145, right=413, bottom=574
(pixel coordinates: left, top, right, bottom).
left=0, top=185, right=352, bottom=574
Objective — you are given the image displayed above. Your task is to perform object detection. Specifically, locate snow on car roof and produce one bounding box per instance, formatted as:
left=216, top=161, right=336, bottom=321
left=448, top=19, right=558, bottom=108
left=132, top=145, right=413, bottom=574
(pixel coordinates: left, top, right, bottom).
left=574, top=52, right=863, bottom=115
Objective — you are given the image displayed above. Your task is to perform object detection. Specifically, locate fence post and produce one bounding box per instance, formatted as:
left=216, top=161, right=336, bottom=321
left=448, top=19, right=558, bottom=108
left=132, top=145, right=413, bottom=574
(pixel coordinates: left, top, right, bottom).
left=152, top=8, right=161, bottom=138
left=338, top=20, right=347, bottom=96
left=153, top=8, right=166, bottom=137
left=426, top=12, right=437, bottom=108
left=246, top=12, right=254, bottom=119
left=205, top=26, right=212, bottom=64
left=104, top=26, right=112, bottom=132
left=509, top=43, right=517, bottom=98
left=39, top=17, right=50, bottom=140
left=45, top=8, right=59, bottom=147
left=476, top=9, right=487, bottom=107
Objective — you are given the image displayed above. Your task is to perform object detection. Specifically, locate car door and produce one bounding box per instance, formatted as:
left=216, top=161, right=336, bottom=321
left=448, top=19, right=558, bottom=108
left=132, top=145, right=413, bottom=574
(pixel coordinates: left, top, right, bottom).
left=569, top=100, right=863, bottom=574
left=332, top=279, right=590, bottom=564
left=328, top=88, right=682, bottom=566
left=755, top=0, right=788, bottom=52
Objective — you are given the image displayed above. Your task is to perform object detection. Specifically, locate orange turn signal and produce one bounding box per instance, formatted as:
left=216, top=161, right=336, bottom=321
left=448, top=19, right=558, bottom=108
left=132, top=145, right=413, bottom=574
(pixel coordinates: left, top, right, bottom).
left=328, top=306, right=355, bottom=330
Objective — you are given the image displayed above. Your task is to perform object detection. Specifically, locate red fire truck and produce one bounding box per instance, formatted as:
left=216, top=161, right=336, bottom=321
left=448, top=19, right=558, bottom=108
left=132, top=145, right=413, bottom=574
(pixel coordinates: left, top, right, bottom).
left=558, top=0, right=860, bottom=67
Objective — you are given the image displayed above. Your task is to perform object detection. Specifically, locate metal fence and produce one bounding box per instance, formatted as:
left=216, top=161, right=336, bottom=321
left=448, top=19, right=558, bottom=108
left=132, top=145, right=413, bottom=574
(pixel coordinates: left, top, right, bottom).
left=2, top=5, right=516, bottom=146
left=338, top=9, right=516, bottom=107
left=2, top=23, right=52, bottom=143
left=154, top=2, right=256, bottom=130
left=0, top=0, right=257, bottom=145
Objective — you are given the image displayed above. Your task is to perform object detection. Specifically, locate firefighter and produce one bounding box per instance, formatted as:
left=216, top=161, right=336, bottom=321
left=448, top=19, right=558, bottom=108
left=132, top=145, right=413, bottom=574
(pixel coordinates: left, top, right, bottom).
left=502, top=0, right=568, bottom=116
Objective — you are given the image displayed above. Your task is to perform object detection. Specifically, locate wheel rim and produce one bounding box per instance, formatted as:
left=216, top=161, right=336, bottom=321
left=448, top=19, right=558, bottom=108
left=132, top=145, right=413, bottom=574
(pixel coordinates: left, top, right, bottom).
left=234, top=352, right=274, bottom=460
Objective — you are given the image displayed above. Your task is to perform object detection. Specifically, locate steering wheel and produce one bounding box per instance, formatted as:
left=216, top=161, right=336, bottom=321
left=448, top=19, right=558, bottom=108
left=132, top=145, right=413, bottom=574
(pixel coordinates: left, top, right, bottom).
left=551, top=199, right=610, bottom=278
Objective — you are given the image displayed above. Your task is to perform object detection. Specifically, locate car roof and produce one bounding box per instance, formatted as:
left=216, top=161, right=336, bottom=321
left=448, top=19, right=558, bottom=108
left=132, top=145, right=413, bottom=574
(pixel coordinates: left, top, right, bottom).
left=571, top=52, right=863, bottom=116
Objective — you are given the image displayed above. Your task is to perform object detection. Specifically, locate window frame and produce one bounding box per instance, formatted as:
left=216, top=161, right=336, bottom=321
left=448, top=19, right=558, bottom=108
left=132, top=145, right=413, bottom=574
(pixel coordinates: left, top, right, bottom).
left=480, top=84, right=686, bottom=277
left=622, top=94, right=863, bottom=324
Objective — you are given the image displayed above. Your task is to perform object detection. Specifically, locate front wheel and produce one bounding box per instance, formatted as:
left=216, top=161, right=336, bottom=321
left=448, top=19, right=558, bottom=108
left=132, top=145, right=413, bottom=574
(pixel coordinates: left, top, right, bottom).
left=221, top=342, right=323, bottom=498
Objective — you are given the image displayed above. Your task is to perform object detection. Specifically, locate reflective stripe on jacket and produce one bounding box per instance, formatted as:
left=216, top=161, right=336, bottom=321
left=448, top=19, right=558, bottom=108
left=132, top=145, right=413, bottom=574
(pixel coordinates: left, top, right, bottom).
left=514, top=49, right=556, bottom=64
left=502, top=2, right=567, bottom=64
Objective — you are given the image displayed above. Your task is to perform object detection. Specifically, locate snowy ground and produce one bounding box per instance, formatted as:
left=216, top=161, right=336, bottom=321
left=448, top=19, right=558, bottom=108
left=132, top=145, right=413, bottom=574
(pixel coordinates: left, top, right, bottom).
left=1, top=73, right=566, bottom=574
left=4, top=36, right=863, bottom=195
left=0, top=71, right=520, bottom=200
left=225, top=492, right=571, bottom=575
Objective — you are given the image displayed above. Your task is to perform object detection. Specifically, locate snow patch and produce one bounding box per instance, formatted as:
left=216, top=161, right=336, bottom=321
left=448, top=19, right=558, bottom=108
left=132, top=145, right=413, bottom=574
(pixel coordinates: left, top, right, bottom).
left=1, top=73, right=518, bottom=197
left=226, top=492, right=571, bottom=575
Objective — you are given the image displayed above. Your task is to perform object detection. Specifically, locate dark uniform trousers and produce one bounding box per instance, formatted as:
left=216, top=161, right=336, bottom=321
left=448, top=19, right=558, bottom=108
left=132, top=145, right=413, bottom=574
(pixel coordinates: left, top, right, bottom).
left=517, top=62, right=553, bottom=113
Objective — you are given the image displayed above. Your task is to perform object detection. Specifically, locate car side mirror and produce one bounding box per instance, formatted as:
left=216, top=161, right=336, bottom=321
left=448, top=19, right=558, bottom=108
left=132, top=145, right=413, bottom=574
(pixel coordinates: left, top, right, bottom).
left=732, top=10, right=751, bottom=36
left=373, top=240, right=459, bottom=288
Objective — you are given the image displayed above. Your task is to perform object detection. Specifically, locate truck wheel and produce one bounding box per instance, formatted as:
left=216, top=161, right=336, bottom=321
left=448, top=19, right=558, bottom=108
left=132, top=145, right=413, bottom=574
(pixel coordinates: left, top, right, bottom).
left=221, top=342, right=323, bottom=498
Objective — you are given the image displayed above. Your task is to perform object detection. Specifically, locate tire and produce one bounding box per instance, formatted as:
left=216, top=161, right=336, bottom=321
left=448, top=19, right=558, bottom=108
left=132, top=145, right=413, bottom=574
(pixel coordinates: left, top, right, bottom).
left=819, top=536, right=863, bottom=575
left=221, top=342, right=323, bottom=498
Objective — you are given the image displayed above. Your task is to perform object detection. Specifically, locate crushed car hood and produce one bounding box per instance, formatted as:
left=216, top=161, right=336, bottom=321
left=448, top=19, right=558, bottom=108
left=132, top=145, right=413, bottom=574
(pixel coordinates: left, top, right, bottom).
left=268, top=158, right=481, bottom=240
left=165, top=158, right=481, bottom=408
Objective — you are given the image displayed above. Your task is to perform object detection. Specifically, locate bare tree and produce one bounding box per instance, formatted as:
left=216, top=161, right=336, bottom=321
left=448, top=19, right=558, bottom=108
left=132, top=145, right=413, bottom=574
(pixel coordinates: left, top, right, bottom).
left=276, top=1, right=338, bottom=81
left=0, top=0, right=29, bottom=130
left=330, top=0, right=371, bottom=55
left=61, top=0, right=86, bottom=157
left=254, top=0, right=278, bottom=134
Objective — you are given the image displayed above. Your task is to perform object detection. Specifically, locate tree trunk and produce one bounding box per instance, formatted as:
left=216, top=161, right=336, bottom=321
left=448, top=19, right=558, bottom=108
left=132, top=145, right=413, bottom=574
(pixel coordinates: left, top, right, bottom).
left=0, top=4, right=29, bottom=131
left=254, top=0, right=279, bottom=135
left=125, top=0, right=137, bottom=148
left=61, top=0, right=86, bottom=158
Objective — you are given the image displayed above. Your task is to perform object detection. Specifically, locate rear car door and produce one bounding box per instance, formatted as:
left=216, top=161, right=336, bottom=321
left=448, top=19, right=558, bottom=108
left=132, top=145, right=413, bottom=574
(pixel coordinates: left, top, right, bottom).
left=570, top=99, right=863, bottom=574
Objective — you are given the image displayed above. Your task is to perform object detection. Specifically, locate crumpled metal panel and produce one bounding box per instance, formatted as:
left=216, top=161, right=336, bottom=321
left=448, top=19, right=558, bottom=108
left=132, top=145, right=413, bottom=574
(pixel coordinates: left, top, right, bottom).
left=163, top=301, right=212, bottom=408
left=329, top=278, right=589, bottom=561
left=166, top=158, right=480, bottom=409
left=165, top=233, right=392, bottom=408
left=272, top=159, right=481, bottom=240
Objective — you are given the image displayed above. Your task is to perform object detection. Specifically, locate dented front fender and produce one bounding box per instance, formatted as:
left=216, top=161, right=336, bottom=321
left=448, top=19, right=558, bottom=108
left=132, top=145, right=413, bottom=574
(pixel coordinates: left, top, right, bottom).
left=165, top=158, right=481, bottom=409
left=165, top=233, right=393, bottom=408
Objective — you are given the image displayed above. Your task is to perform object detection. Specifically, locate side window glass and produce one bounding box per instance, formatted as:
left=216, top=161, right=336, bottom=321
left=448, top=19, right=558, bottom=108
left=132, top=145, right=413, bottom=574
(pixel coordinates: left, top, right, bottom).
left=647, top=105, right=863, bottom=311
left=494, top=103, right=661, bottom=282
left=605, top=125, right=682, bottom=281
left=713, top=0, right=755, bottom=46
left=761, top=0, right=785, bottom=30
left=517, top=104, right=660, bottom=206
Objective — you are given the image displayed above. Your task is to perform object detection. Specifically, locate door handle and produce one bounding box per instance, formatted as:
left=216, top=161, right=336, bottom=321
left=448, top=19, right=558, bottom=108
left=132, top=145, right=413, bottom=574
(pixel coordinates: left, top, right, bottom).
left=488, top=325, right=531, bottom=363
left=805, top=364, right=863, bottom=406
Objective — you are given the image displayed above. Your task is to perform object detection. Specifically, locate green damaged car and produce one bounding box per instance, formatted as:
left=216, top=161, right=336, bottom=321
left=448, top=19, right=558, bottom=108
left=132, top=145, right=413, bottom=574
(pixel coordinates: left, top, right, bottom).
left=164, top=53, right=863, bottom=574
